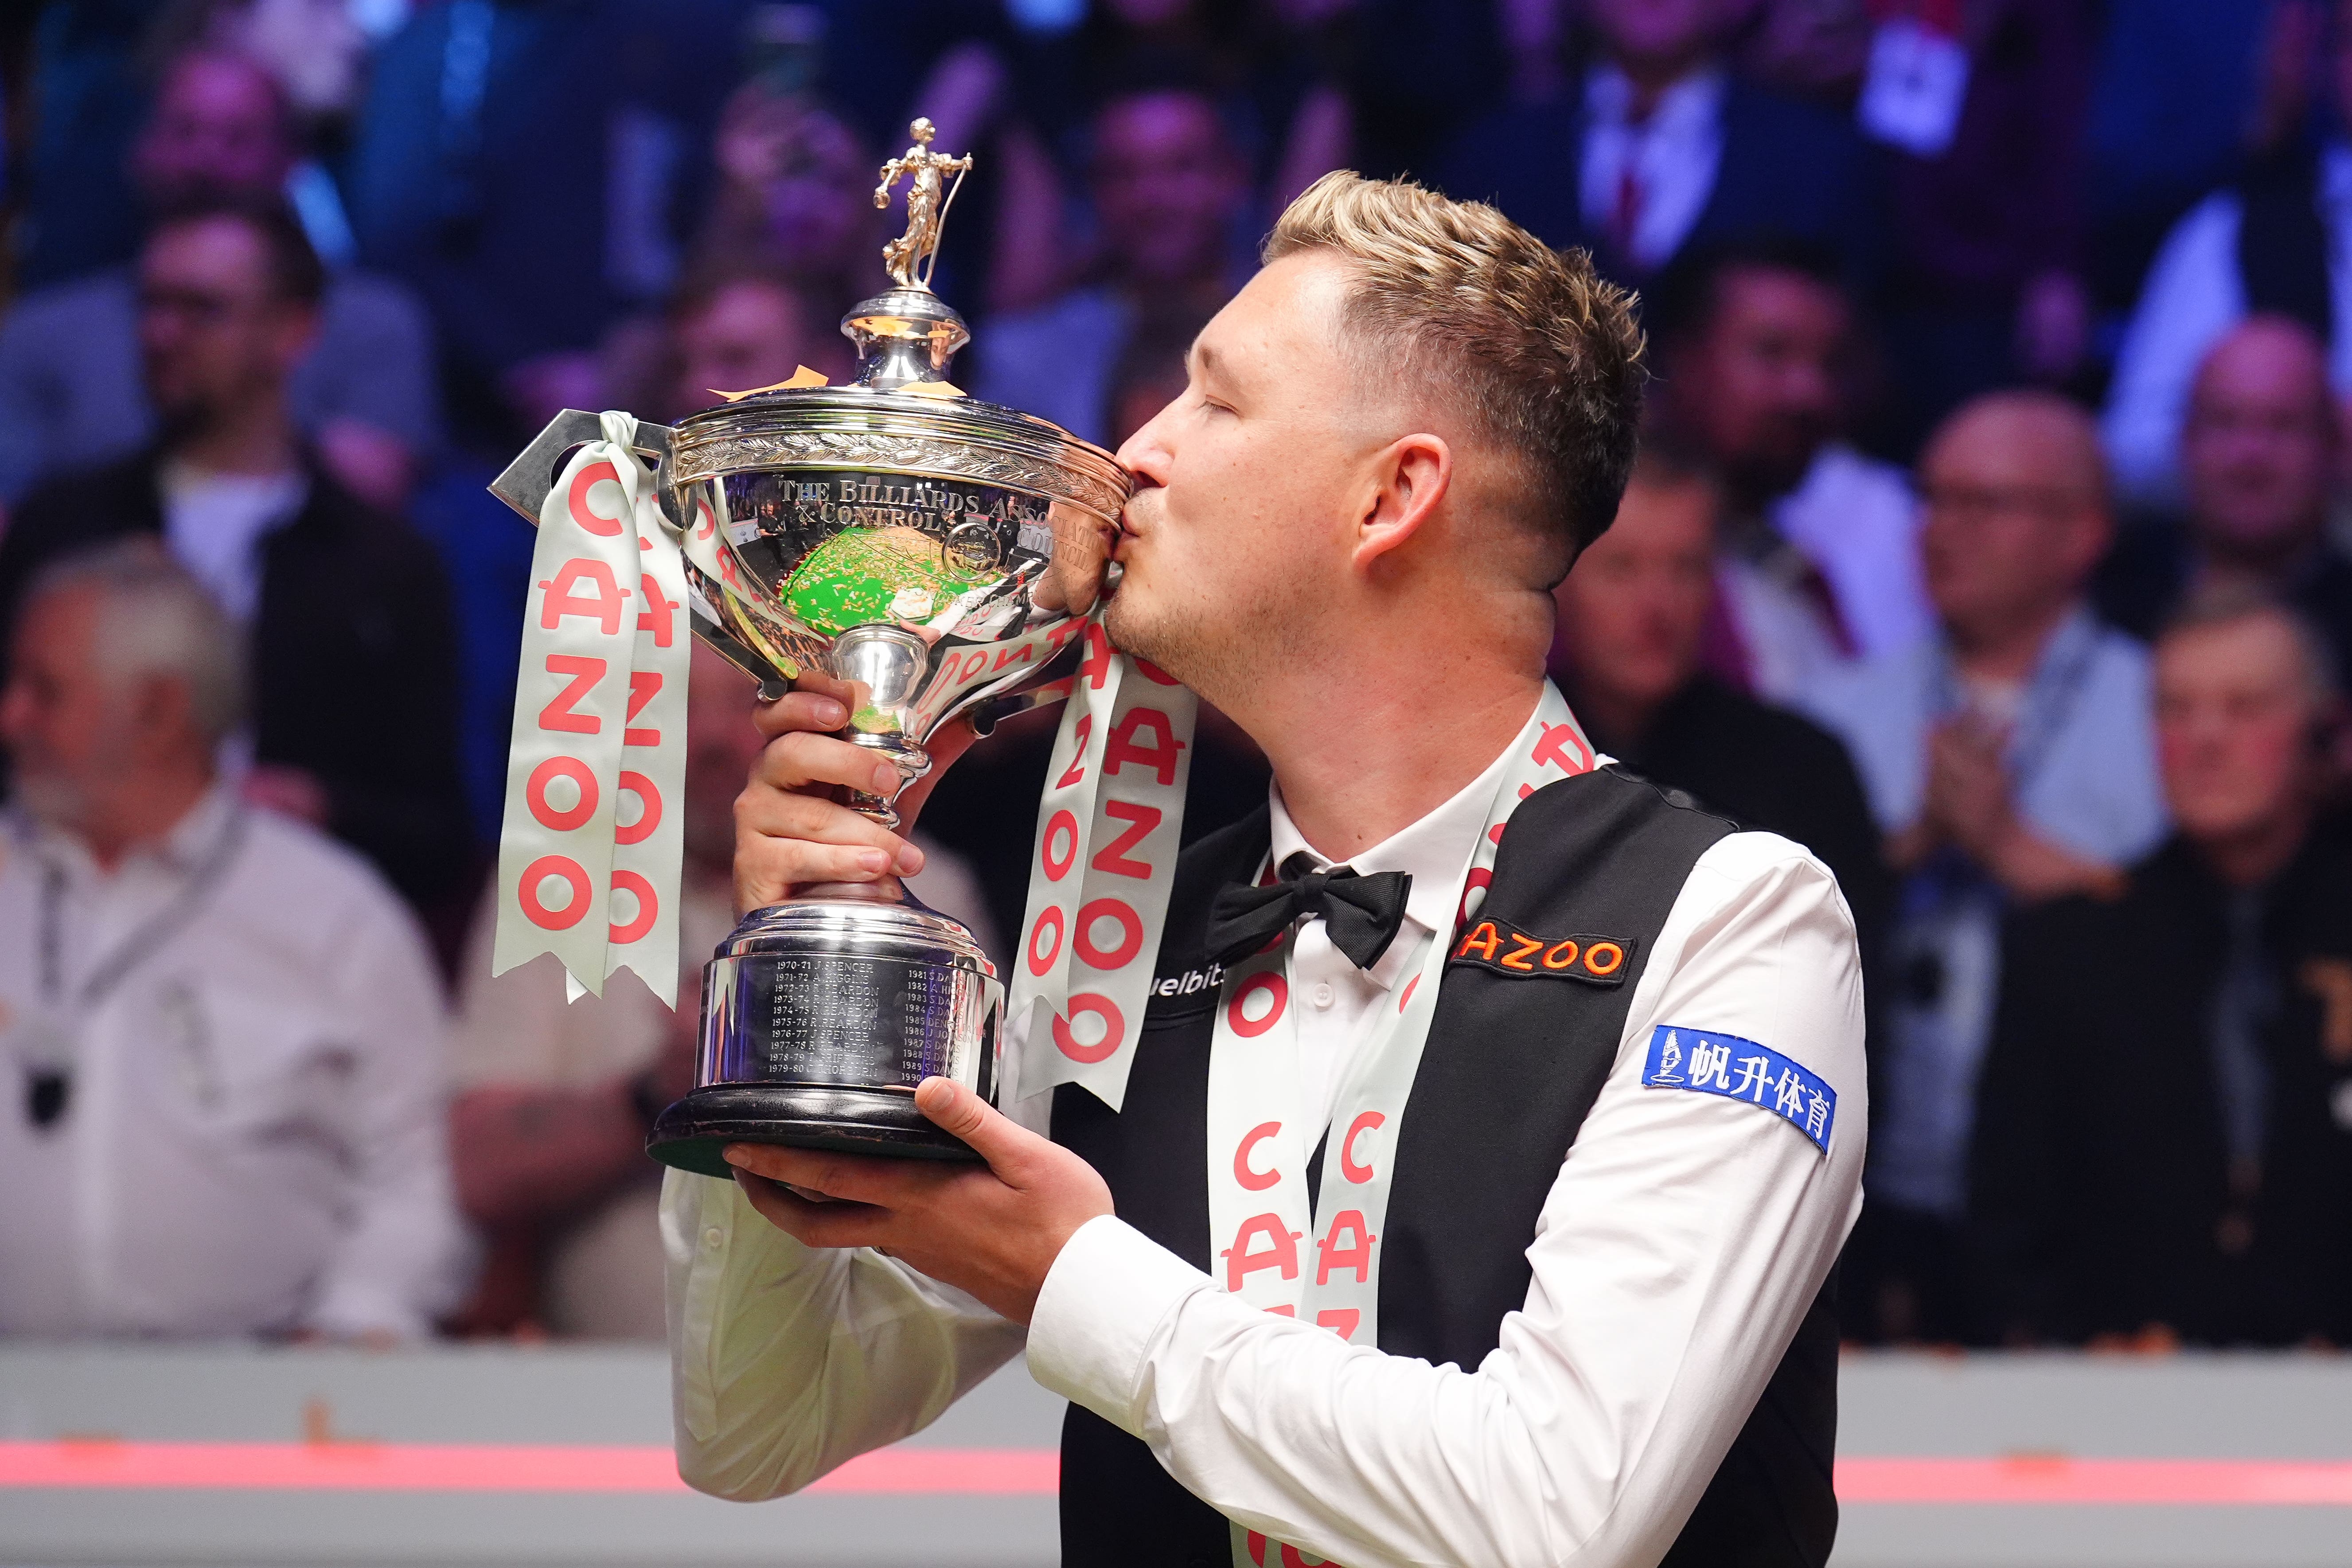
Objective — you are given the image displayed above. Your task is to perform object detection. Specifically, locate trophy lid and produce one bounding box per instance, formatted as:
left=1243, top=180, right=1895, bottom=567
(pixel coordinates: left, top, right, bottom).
left=668, top=120, right=1129, bottom=528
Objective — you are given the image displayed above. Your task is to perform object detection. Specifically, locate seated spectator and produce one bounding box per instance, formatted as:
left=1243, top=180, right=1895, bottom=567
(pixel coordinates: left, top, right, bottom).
left=693, top=87, right=884, bottom=328
left=973, top=82, right=1250, bottom=448
left=1858, top=0, right=2095, bottom=448
left=2097, top=316, right=2352, bottom=686
left=663, top=264, right=852, bottom=420
left=446, top=643, right=998, bottom=1338
left=1802, top=391, right=2169, bottom=1343
left=1972, top=590, right=2352, bottom=1347
left=1548, top=449, right=1892, bottom=965
left=343, top=0, right=740, bottom=445
left=0, top=544, right=467, bottom=1341
left=0, top=202, right=471, bottom=925
left=1648, top=240, right=1931, bottom=702
left=1433, top=0, right=1876, bottom=285
left=2102, top=2, right=2352, bottom=505
left=0, top=46, right=441, bottom=511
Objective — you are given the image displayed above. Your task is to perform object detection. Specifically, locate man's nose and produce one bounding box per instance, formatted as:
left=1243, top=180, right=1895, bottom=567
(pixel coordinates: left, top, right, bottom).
left=1115, top=403, right=1176, bottom=484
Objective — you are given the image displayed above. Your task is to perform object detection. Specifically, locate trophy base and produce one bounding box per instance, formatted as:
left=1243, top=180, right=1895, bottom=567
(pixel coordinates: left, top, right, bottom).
left=646, top=1083, right=984, bottom=1178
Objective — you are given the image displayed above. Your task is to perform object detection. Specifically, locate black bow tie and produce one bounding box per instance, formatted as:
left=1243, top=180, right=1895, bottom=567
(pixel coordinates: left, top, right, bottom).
left=1206, top=853, right=1413, bottom=971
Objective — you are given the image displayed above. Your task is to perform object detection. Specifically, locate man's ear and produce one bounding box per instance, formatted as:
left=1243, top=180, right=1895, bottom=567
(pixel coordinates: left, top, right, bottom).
left=1354, top=432, right=1451, bottom=569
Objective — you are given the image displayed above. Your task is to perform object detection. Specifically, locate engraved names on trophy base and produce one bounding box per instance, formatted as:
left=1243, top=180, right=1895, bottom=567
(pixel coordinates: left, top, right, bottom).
left=718, top=952, right=967, bottom=1089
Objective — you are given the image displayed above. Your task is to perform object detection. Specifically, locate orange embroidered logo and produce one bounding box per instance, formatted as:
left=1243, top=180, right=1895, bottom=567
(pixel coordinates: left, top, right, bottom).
left=1450, top=919, right=1632, bottom=986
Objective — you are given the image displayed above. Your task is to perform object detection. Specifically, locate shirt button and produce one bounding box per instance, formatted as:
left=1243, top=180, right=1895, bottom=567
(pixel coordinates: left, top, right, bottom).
left=1311, top=981, right=1335, bottom=1009
left=703, top=1226, right=725, bottom=1250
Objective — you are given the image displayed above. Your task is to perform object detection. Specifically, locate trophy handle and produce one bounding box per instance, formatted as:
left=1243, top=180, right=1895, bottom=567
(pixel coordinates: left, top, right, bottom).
left=488, top=409, right=686, bottom=533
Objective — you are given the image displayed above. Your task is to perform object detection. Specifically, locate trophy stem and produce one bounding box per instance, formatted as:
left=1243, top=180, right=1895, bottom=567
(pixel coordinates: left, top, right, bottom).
left=827, top=623, right=935, bottom=827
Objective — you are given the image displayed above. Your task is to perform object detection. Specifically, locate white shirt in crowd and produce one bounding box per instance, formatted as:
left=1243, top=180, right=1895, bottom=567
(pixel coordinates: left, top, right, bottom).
left=662, top=714, right=1867, bottom=1568
left=158, top=460, right=307, bottom=624
left=1579, top=62, right=1726, bottom=273
left=2103, top=143, right=2352, bottom=506
left=1717, top=443, right=1930, bottom=706
left=0, top=786, right=468, bottom=1340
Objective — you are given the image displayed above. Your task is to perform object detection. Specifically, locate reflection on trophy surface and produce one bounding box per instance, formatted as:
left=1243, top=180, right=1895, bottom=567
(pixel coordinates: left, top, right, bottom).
left=491, top=122, right=1131, bottom=1169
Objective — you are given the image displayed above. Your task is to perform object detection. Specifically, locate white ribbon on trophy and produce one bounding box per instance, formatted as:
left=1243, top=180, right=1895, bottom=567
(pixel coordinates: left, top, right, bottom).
left=492, top=410, right=693, bottom=1005
left=1005, top=632, right=1197, bottom=1111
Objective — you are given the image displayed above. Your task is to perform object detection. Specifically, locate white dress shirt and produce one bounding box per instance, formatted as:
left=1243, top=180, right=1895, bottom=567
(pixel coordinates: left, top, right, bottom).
left=2102, top=143, right=2352, bottom=506
left=0, top=788, right=469, bottom=1340
left=1578, top=63, right=1726, bottom=273
left=663, top=740, right=1867, bottom=1566
left=158, top=460, right=308, bottom=625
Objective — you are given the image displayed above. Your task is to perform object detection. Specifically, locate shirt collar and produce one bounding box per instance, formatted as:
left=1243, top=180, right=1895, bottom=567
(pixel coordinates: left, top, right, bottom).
left=1266, top=702, right=1538, bottom=987
left=1585, top=60, right=1727, bottom=134
left=13, top=780, right=241, bottom=886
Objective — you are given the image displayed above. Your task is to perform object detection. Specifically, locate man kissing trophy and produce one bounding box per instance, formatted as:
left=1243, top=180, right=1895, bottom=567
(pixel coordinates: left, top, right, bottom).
left=489, top=118, right=1170, bottom=1171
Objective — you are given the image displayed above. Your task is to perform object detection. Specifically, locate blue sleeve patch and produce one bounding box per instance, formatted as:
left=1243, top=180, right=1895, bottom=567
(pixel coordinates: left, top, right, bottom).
left=1642, top=1026, right=1836, bottom=1152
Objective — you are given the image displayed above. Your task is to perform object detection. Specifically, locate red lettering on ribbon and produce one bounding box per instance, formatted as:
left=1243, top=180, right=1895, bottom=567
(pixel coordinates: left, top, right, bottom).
left=1227, top=971, right=1287, bottom=1038
left=1219, top=1213, right=1302, bottom=1291
left=1080, top=621, right=1115, bottom=689
left=1234, top=1121, right=1282, bottom=1192
left=538, top=655, right=605, bottom=734
left=1041, top=809, right=1080, bottom=882
left=1025, top=906, right=1065, bottom=976
left=608, top=869, right=658, bottom=944
left=1089, top=800, right=1160, bottom=880
left=1134, top=657, right=1182, bottom=685
left=1314, top=1309, right=1361, bottom=1342
left=1282, top=1544, right=1338, bottom=1568
left=636, top=574, right=678, bottom=646
left=1246, top=1533, right=1271, bottom=1568
left=519, top=855, right=593, bottom=929
left=1104, top=706, right=1185, bottom=786
left=992, top=643, right=1034, bottom=672
left=526, top=757, right=598, bottom=833
left=1532, top=720, right=1589, bottom=774
left=691, top=494, right=716, bottom=542
left=1341, top=1111, right=1385, bottom=1184
left=1315, top=1210, right=1377, bottom=1286
left=1052, top=993, right=1124, bottom=1064
left=539, top=558, right=630, bottom=634
left=1074, top=897, right=1144, bottom=969
left=1054, top=715, right=1092, bottom=788
left=624, top=670, right=663, bottom=746
left=566, top=460, right=625, bottom=536
left=614, top=771, right=660, bottom=846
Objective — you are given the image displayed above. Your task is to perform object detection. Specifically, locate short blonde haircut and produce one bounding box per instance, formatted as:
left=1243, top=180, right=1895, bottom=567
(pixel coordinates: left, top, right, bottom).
left=1265, top=171, right=1646, bottom=578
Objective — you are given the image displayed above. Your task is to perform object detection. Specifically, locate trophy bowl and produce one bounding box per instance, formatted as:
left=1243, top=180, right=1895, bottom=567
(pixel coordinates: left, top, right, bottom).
left=491, top=139, right=1133, bottom=1170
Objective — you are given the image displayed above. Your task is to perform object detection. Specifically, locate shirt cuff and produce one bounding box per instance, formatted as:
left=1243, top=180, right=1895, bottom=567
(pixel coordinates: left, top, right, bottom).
left=1026, top=1214, right=1210, bottom=1435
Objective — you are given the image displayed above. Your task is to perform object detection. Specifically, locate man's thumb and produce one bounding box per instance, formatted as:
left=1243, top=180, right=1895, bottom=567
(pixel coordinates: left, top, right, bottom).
left=914, top=1077, right=1026, bottom=1172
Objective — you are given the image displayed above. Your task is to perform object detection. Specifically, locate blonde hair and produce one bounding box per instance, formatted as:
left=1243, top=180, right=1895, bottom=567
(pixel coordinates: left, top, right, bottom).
left=1264, top=171, right=1647, bottom=579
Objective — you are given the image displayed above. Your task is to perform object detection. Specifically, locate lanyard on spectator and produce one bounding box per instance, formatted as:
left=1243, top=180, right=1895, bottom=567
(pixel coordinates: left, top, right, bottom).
left=15, top=810, right=250, bottom=1131
left=1927, top=609, right=2101, bottom=807
left=34, top=810, right=248, bottom=1014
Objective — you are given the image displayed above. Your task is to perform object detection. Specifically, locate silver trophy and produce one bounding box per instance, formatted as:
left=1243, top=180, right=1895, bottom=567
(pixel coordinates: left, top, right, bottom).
left=491, top=120, right=1130, bottom=1170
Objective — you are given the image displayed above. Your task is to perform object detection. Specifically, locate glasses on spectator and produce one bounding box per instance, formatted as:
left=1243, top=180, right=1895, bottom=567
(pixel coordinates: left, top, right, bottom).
left=137, top=285, right=269, bottom=328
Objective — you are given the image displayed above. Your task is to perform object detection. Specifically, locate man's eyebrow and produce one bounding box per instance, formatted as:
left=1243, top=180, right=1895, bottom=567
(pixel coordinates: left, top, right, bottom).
left=1189, top=339, right=1217, bottom=378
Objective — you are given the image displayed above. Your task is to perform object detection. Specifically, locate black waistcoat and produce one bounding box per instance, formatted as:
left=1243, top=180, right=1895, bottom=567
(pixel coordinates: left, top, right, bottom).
left=1051, top=765, right=1841, bottom=1568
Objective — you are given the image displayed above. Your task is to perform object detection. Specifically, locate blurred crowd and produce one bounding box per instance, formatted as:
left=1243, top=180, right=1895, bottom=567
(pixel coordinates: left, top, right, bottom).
left=0, top=0, right=2347, bottom=1350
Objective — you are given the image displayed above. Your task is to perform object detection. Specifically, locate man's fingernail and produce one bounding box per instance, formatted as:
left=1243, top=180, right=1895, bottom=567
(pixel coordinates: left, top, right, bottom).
left=873, top=763, right=900, bottom=794
left=914, top=1077, right=955, bottom=1110
left=857, top=848, right=889, bottom=874
left=814, top=699, right=846, bottom=725
left=894, top=843, right=926, bottom=875
left=721, top=1146, right=751, bottom=1168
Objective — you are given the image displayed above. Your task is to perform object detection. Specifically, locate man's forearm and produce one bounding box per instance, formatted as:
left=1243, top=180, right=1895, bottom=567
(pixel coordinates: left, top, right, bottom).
left=451, top=1083, right=645, bottom=1229
left=665, top=1169, right=1026, bottom=1501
